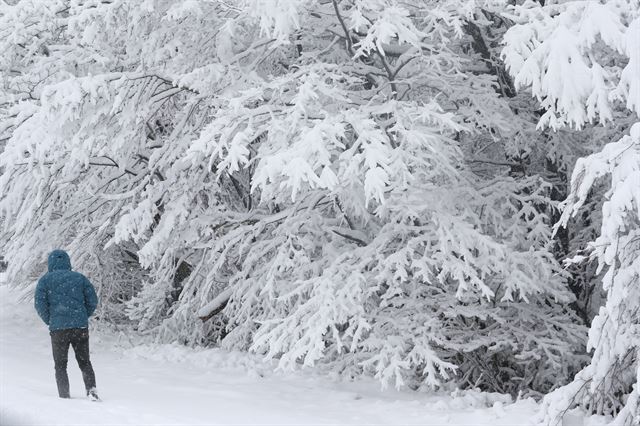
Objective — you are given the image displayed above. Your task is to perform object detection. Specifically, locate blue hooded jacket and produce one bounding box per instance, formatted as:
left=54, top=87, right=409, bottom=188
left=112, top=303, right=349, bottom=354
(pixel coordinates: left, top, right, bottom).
left=34, top=250, right=99, bottom=331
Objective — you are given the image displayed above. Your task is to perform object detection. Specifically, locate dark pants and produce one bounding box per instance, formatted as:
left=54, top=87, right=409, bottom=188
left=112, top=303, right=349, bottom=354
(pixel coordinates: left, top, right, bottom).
left=50, top=328, right=96, bottom=398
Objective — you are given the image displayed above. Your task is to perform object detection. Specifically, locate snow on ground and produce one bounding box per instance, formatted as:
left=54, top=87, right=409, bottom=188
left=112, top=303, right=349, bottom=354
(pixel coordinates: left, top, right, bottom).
left=0, top=278, right=596, bottom=426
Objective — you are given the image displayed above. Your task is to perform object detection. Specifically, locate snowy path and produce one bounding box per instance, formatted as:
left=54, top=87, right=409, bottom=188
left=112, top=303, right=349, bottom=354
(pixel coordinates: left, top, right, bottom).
left=0, top=283, right=541, bottom=426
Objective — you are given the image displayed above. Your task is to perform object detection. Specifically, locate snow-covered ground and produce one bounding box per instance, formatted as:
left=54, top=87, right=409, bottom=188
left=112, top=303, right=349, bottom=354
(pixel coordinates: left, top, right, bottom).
left=0, top=277, right=597, bottom=426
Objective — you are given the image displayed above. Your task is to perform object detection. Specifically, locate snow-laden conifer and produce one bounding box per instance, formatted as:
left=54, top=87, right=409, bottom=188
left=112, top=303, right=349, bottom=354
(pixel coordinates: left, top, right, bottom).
left=503, top=1, right=640, bottom=423
left=0, top=0, right=586, bottom=394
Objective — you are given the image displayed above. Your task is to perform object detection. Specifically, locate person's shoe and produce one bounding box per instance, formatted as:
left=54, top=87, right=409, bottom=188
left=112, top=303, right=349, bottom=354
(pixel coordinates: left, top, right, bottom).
left=87, top=388, right=101, bottom=402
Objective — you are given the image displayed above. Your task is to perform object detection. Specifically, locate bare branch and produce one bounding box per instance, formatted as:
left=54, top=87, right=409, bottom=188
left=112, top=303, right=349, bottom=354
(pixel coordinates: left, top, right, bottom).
left=331, top=0, right=355, bottom=57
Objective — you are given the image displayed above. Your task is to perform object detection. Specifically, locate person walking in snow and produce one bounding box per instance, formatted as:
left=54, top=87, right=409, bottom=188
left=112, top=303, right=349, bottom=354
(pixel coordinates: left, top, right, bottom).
left=34, top=249, right=100, bottom=401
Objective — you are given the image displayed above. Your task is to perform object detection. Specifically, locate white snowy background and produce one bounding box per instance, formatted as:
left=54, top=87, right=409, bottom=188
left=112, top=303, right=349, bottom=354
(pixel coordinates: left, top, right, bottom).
left=0, top=278, right=604, bottom=426
left=1, top=0, right=639, bottom=425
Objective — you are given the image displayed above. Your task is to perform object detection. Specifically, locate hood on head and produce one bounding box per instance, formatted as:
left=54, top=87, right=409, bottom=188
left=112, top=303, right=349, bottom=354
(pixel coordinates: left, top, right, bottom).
left=48, top=250, right=72, bottom=272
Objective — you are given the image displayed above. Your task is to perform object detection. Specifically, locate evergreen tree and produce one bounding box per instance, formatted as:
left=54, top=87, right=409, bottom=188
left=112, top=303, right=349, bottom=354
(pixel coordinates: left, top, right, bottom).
left=0, top=0, right=589, bottom=395
left=503, top=0, right=640, bottom=423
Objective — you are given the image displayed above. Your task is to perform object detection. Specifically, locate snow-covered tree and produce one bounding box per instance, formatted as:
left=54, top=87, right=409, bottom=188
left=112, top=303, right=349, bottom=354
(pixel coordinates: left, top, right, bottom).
left=1, top=0, right=586, bottom=394
left=503, top=0, right=640, bottom=423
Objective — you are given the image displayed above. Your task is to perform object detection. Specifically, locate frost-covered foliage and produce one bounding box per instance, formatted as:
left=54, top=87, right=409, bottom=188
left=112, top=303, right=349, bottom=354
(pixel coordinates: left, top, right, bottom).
left=503, top=1, right=640, bottom=424
left=0, top=0, right=587, bottom=395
